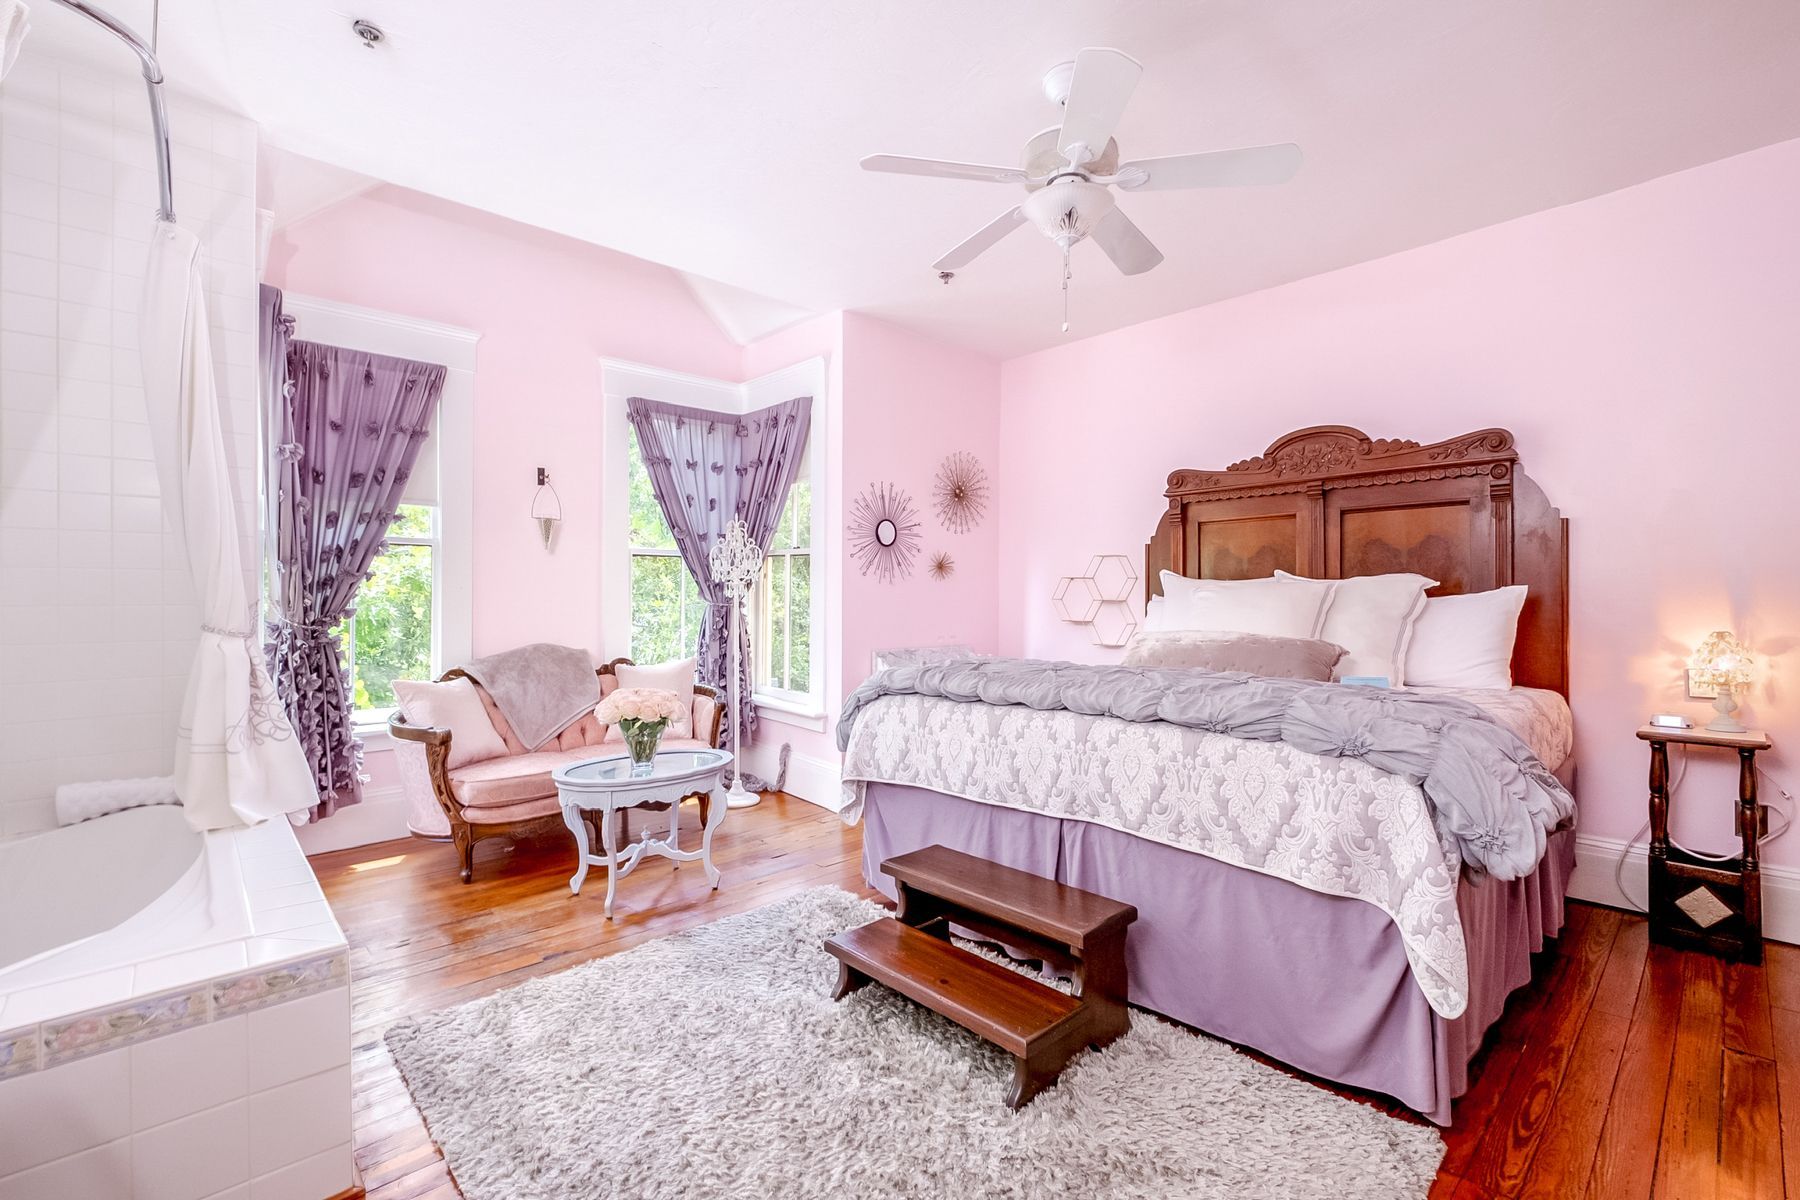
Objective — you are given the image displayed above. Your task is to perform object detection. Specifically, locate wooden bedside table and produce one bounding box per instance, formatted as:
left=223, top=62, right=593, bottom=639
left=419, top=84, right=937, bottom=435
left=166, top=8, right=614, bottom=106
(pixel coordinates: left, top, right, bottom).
left=1637, top=723, right=1775, bottom=963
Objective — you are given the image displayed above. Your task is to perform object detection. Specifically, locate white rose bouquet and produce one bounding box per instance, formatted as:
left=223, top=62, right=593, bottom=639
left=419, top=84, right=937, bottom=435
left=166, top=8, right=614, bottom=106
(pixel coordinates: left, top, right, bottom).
left=596, top=687, right=686, bottom=770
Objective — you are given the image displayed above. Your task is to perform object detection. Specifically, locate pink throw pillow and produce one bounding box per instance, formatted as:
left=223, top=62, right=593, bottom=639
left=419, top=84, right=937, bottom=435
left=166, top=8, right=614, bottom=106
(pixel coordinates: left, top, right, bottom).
left=393, top=677, right=509, bottom=769
left=609, top=658, right=696, bottom=739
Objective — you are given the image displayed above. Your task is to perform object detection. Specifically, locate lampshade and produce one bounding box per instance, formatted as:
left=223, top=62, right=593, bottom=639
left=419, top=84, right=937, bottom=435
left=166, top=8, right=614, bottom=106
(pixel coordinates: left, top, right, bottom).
left=1021, top=177, right=1116, bottom=251
left=1692, top=630, right=1753, bottom=688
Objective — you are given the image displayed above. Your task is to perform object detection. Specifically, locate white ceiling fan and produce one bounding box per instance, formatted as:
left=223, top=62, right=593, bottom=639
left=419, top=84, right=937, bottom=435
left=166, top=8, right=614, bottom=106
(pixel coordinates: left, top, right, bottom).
left=861, top=48, right=1302, bottom=330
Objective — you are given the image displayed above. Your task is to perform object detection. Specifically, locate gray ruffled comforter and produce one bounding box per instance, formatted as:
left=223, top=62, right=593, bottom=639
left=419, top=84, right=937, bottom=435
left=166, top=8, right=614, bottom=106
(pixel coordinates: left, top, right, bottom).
left=837, top=657, right=1573, bottom=881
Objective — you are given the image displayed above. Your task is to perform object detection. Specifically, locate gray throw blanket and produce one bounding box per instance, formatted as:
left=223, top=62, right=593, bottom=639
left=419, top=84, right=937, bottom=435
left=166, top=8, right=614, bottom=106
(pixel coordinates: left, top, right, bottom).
left=837, top=658, right=1573, bottom=880
left=462, top=643, right=599, bottom=752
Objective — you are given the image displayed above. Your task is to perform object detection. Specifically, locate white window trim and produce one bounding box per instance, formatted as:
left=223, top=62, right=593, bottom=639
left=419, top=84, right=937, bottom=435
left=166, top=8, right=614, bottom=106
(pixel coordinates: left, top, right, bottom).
left=600, top=356, right=828, bottom=721
left=281, top=294, right=479, bottom=753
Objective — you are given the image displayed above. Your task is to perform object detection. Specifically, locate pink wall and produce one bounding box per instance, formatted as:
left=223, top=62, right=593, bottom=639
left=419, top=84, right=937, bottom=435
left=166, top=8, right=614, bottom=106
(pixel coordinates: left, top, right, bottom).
left=732, top=312, right=1003, bottom=775
left=997, top=137, right=1800, bottom=863
left=266, top=185, right=743, bottom=659
left=840, top=312, right=1003, bottom=683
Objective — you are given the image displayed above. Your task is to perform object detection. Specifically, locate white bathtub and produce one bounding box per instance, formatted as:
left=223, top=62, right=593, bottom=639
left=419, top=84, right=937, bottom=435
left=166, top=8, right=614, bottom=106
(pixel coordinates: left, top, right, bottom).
left=0, top=809, right=355, bottom=1198
left=0, top=808, right=219, bottom=989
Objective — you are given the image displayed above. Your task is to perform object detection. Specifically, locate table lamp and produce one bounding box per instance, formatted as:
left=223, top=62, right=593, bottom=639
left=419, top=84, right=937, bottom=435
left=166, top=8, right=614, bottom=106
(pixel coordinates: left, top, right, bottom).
left=1692, top=630, right=1754, bottom=733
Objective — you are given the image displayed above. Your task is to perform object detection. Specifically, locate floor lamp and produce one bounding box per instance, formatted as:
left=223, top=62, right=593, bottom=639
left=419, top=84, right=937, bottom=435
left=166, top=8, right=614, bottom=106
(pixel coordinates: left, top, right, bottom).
left=709, top=519, right=763, bottom=809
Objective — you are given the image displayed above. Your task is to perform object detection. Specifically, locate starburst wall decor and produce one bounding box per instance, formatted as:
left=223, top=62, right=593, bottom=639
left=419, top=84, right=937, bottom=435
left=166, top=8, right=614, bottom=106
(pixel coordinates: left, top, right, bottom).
left=929, top=551, right=955, bottom=580
left=848, top=482, right=923, bottom=583
left=932, top=451, right=989, bottom=534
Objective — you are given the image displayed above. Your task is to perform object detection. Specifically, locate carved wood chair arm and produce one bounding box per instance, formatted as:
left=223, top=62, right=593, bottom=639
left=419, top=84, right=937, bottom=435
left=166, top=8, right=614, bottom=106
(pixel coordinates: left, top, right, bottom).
left=388, top=713, right=451, bottom=747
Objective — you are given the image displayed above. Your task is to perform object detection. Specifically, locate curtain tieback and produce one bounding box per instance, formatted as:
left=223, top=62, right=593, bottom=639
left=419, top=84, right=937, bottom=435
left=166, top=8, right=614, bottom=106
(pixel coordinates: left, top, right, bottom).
left=269, top=619, right=338, bottom=642
left=201, top=622, right=254, bottom=639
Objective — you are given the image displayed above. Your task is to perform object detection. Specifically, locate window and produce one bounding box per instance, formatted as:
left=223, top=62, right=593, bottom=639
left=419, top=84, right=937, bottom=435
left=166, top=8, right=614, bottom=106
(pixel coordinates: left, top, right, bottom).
left=623, top=418, right=816, bottom=712
left=757, top=479, right=812, bottom=698
left=626, top=425, right=707, bottom=664
left=336, top=503, right=437, bottom=723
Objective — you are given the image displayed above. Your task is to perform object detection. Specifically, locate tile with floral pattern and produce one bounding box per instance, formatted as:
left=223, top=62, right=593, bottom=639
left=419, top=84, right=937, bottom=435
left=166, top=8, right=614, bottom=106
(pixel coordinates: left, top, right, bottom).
left=0, top=1026, right=40, bottom=1080
left=212, top=951, right=348, bottom=1017
left=41, top=986, right=209, bottom=1067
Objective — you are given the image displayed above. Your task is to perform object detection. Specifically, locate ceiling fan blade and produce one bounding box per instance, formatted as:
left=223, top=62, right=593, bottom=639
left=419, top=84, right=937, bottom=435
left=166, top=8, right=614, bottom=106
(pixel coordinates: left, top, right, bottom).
left=933, top=207, right=1026, bottom=270
left=861, top=154, right=1027, bottom=184
left=1091, top=207, right=1163, bottom=276
left=1115, top=143, right=1303, bottom=191
left=1056, top=48, right=1142, bottom=165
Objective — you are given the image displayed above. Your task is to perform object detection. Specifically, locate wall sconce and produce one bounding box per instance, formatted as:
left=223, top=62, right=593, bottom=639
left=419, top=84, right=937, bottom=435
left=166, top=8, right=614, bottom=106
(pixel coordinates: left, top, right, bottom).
left=531, top=467, right=562, bottom=551
left=1691, top=630, right=1754, bottom=733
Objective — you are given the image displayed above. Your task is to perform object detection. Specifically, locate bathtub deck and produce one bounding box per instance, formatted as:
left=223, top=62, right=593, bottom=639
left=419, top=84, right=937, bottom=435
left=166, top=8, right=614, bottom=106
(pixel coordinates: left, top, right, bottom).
left=310, top=793, right=1800, bottom=1200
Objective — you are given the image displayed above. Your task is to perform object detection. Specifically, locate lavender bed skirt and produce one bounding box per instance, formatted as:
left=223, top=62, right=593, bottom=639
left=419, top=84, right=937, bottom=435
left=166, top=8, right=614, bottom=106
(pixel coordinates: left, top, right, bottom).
left=859, top=780, right=1577, bottom=1126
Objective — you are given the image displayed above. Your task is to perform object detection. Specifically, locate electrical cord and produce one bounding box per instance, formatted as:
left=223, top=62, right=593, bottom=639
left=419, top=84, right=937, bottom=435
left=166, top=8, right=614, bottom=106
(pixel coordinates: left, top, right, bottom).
left=1614, top=752, right=1797, bottom=912
left=1614, top=747, right=1685, bottom=913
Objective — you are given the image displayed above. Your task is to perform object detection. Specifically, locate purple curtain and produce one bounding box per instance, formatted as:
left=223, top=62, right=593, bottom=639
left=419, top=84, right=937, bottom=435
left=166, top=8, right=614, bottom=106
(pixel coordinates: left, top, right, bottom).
left=267, top=339, right=446, bottom=818
left=626, top=396, right=812, bottom=756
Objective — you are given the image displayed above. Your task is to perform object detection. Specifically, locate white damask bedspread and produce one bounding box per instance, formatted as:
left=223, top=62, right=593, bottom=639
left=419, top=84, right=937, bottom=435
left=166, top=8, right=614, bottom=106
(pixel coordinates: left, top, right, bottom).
left=841, top=694, right=1479, bottom=1018
left=1415, top=686, right=1573, bottom=772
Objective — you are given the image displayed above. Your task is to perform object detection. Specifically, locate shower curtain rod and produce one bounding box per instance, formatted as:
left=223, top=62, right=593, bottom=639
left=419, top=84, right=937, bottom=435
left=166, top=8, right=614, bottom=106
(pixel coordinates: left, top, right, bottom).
left=50, top=0, right=175, bottom=221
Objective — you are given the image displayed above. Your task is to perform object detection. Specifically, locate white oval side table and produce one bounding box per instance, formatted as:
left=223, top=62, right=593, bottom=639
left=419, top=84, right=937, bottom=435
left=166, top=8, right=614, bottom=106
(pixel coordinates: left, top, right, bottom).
left=551, top=748, right=732, bottom=918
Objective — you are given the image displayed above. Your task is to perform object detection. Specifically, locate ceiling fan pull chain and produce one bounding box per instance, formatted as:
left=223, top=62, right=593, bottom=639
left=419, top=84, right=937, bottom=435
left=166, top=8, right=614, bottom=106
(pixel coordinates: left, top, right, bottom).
left=1061, top=245, right=1071, bottom=333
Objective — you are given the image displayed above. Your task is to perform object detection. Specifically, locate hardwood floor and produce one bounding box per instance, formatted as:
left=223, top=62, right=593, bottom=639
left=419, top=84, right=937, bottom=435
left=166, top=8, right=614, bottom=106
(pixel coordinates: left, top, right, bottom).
left=311, top=795, right=1800, bottom=1199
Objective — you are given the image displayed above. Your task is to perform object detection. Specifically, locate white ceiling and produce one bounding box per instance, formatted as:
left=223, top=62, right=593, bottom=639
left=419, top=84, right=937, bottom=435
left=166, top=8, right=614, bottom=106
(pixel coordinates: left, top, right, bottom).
left=33, top=1, right=1800, bottom=359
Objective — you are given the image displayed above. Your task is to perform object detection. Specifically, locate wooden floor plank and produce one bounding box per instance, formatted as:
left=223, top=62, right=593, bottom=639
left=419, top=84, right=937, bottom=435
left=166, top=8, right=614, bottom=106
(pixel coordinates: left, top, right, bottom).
left=1718, top=1049, right=1781, bottom=1200
left=1722, top=960, right=1776, bottom=1061
left=1586, top=942, right=1686, bottom=1200
left=1517, top=1008, right=1631, bottom=1200
left=1770, top=1006, right=1800, bottom=1200
left=1767, top=944, right=1800, bottom=1014
left=1440, top=904, right=1594, bottom=1180
left=1651, top=953, right=1725, bottom=1200
left=1473, top=907, right=1624, bottom=1196
left=310, top=797, right=1794, bottom=1200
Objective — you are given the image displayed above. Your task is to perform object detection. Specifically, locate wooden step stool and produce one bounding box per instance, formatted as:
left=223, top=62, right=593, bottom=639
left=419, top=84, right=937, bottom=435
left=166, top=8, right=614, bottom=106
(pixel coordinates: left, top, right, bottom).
left=824, top=845, right=1138, bottom=1109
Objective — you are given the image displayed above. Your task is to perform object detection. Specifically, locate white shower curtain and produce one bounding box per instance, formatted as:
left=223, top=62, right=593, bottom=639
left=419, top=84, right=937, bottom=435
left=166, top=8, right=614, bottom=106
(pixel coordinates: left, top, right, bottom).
left=141, top=221, right=317, bottom=829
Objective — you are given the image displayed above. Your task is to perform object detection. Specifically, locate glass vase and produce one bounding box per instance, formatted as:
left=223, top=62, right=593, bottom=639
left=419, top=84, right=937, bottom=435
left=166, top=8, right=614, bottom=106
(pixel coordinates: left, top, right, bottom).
left=621, top=718, right=666, bottom=776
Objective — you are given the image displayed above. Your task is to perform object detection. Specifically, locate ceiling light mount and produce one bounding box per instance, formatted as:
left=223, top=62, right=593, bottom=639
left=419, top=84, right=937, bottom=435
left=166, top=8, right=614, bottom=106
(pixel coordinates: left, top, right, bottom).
left=351, top=19, right=385, bottom=48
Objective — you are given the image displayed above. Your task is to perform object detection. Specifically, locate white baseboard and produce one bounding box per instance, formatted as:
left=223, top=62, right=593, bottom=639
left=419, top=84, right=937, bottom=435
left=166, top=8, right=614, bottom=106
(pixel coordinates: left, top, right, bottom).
left=293, top=786, right=413, bottom=856
left=1570, top=832, right=1800, bottom=946
left=742, top=742, right=844, bottom=812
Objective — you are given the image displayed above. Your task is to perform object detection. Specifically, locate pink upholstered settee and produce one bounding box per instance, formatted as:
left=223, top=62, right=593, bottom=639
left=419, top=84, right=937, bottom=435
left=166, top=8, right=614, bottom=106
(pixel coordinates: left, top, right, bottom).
left=388, top=658, right=723, bottom=882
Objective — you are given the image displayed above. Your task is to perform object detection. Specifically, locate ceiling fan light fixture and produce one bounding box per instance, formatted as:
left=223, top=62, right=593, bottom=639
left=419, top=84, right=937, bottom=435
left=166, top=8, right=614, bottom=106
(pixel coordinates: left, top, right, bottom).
left=1021, top=177, right=1114, bottom=251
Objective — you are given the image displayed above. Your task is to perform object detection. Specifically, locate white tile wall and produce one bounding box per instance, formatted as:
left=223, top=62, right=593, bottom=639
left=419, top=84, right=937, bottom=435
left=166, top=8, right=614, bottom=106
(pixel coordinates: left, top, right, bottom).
left=0, top=988, right=352, bottom=1199
left=0, top=48, right=261, bottom=838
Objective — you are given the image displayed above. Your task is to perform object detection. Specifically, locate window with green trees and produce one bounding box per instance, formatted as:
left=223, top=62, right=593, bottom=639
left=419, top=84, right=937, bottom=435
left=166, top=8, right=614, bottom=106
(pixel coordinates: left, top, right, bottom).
left=626, top=424, right=813, bottom=700
left=335, top=503, right=436, bottom=717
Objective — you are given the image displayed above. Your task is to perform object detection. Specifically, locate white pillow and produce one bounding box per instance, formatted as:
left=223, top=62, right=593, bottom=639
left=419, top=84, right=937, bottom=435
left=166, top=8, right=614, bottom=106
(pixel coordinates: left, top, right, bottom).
left=1403, top=586, right=1528, bottom=690
left=1157, top=571, right=1335, bottom=639
left=1278, top=570, right=1435, bottom=685
left=611, top=657, right=696, bottom=738
left=393, top=677, right=509, bottom=769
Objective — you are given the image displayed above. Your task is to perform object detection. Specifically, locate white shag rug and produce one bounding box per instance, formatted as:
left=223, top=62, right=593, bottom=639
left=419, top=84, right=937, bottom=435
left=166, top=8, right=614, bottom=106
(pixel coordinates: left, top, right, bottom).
left=385, top=887, right=1444, bottom=1200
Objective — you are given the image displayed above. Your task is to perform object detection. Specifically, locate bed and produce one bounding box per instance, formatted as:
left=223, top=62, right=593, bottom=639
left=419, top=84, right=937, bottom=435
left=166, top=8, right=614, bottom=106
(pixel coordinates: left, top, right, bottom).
left=839, top=425, right=1573, bottom=1125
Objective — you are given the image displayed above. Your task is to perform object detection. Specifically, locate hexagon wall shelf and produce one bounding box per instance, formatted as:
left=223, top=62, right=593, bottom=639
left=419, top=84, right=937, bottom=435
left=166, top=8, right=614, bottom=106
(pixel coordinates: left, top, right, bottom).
left=1085, top=555, right=1138, bottom=603
left=1089, top=601, right=1139, bottom=648
left=1053, top=556, right=1141, bottom=645
left=1051, top=576, right=1103, bottom=623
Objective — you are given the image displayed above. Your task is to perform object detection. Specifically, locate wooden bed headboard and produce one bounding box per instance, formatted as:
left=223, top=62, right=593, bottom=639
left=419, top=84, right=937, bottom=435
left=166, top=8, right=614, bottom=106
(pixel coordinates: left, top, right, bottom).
left=1144, top=426, right=1569, bottom=696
